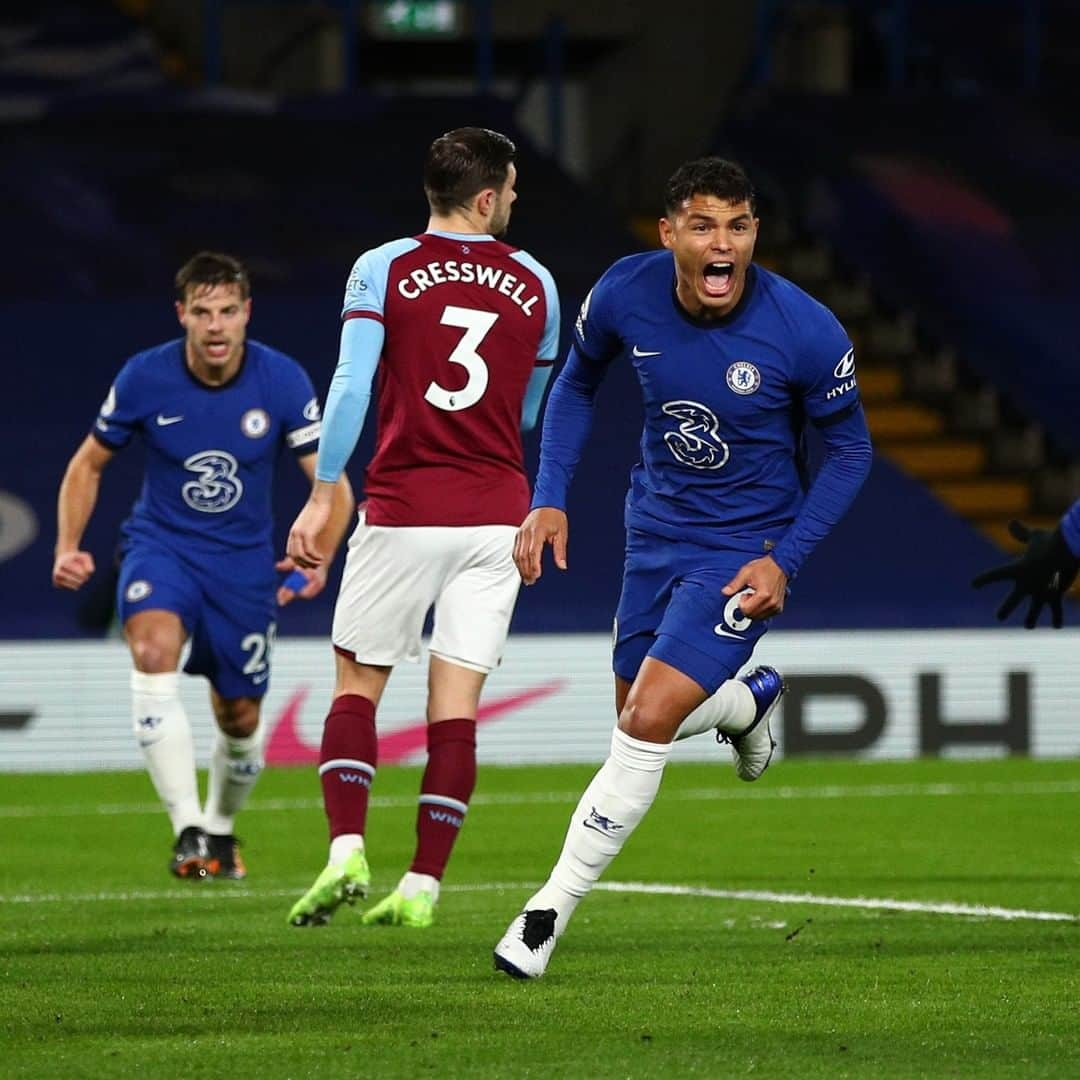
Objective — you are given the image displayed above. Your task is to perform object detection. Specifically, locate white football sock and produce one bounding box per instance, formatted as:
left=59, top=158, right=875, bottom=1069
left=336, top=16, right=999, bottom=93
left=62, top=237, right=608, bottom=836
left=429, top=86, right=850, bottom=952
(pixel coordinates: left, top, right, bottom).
left=131, top=671, right=201, bottom=836
left=329, top=834, right=364, bottom=865
left=675, top=679, right=755, bottom=740
left=400, top=871, right=440, bottom=902
left=203, top=725, right=264, bottom=835
left=525, top=727, right=672, bottom=937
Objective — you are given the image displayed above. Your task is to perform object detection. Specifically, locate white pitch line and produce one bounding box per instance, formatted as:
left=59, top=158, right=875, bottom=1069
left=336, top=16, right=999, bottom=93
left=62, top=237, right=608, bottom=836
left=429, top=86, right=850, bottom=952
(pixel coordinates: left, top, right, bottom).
left=0, top=884, right=530, bottom=905
left=594, top=882, right=1079, bottom=923
left=1, top=778, right=1079, bottom=819
left=0, top=880, right=1074, bottom=923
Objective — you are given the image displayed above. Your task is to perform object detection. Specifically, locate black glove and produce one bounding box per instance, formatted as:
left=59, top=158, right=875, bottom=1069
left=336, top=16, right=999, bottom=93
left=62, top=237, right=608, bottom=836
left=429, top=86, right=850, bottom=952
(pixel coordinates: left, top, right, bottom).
left=971, top=519, right=1079, bottom=629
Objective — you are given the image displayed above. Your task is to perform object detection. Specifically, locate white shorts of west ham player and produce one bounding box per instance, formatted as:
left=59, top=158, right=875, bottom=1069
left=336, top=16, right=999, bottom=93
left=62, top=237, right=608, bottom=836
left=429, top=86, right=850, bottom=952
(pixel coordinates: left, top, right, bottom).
left=331, top=508, right=520, bottom=673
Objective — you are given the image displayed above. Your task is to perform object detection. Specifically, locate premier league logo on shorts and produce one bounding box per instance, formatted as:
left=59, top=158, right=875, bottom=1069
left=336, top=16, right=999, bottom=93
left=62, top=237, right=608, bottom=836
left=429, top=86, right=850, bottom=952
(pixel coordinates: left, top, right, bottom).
left=726, top=361, right=761, bottom=395
left=241, top=409, right=270, bottom=438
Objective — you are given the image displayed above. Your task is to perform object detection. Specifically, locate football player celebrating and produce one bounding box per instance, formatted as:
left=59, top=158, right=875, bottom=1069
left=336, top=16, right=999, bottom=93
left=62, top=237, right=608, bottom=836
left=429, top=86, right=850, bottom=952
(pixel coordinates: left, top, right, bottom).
left=493, top=157, right=873, bottom=978
left=53, top=252, right=354, bottom=880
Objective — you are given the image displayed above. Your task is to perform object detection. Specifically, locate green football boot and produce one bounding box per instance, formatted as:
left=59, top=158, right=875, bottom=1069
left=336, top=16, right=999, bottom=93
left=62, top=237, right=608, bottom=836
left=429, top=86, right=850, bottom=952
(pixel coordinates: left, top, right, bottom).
left=361, top=888, right=436, bottom=929
left=287, top=850, right=371, bottom=927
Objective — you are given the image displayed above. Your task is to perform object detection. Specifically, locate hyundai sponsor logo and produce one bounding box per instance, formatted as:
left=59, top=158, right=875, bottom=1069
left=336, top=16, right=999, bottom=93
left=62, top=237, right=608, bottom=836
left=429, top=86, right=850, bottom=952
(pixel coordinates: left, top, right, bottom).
left=826, top=377, right=858, bottom=401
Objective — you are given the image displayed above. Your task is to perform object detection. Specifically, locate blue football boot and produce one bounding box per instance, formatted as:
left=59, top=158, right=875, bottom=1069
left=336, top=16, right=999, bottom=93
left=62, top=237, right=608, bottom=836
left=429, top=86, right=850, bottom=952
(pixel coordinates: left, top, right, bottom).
left=719, top=665, right=785, bottom=781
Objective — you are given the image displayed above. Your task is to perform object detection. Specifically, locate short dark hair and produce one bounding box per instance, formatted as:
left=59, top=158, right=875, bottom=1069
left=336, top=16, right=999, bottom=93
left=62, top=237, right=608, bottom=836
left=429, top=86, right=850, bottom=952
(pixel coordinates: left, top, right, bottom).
left=174, top=251, right=250, bottom=303
left=663, top=157, right=756, bottom=217
left=424, top=127, right=516, bottom=215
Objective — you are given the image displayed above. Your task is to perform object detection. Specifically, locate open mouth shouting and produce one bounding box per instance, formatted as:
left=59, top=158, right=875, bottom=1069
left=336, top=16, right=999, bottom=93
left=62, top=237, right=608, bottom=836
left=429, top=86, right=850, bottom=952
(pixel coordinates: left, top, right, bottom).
left=702, top=261, right=735, bottom=298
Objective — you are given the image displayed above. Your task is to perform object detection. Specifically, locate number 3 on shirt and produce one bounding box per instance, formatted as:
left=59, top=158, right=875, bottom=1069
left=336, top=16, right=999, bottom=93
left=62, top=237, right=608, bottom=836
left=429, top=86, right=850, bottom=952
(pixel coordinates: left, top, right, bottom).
left=424, top=305, right=498, bottom=412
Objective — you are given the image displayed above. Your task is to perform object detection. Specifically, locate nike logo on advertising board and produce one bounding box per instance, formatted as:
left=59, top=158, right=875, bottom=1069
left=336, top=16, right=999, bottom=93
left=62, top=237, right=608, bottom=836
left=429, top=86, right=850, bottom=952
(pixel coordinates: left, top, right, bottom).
left=632, top=346, right=662, bottom=358
left=266, top=681, right=566, bottom=765
left=156, top=414, right=184, bottom=426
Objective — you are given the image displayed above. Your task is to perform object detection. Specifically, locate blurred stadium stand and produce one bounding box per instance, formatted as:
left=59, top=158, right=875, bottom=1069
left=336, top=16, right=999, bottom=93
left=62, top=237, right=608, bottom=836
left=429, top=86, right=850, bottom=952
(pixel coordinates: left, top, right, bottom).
left=1, top=0, right=1075, bottom=639
left=724, top=0, right=1080, bottom=612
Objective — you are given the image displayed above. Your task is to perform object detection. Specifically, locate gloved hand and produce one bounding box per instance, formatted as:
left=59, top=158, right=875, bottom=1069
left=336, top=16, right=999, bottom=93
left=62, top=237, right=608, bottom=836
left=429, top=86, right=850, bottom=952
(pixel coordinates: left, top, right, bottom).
left=972, top=519, right=1079, bottom=629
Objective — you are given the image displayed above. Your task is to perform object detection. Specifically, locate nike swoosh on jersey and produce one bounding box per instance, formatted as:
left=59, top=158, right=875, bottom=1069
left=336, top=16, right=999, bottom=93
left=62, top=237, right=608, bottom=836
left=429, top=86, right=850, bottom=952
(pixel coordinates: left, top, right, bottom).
left=632, top=346, right=662, bottom=357
left=156, top=414, right=184, bottom=426
left=713, top=624, right=747, bottom=640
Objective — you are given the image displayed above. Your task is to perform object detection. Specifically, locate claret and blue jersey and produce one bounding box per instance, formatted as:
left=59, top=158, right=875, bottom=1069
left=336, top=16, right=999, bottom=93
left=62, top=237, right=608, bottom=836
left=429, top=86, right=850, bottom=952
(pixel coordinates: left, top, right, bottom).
left=568, top=251, right=862, bottom=556
left=93, top=338, right=321, bottom=584
left=318, top=230, right=560, bottom=527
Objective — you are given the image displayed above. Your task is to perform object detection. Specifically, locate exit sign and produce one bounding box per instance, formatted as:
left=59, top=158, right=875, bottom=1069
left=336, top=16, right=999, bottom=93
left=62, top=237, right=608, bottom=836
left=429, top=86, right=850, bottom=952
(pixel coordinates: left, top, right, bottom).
left=373, top=1, right=463, bottom=36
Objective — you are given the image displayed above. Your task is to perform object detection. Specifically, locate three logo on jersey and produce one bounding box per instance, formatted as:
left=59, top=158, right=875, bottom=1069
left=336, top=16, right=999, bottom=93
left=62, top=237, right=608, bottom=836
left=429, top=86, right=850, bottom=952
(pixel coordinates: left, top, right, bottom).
left=652, top=349, right=857, bottom=469
left=662, top=400, right=730, bottom=470
left=182, top=451, right=244, bottom=513
left=105, top=393, right=322, bottom=513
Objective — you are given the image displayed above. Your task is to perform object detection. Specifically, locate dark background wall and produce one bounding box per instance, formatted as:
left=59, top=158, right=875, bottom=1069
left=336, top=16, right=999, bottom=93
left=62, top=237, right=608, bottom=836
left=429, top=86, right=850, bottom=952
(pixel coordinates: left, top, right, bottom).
left=2, top=0, right=1075, bottom=638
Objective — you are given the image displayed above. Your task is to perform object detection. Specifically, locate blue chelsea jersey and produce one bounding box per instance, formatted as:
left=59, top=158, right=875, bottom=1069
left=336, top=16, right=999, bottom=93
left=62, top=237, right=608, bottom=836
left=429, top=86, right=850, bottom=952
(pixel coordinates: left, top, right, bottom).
left=93, top=339, right=321, bottom=566
left=576, top=252, right=860, bottom=548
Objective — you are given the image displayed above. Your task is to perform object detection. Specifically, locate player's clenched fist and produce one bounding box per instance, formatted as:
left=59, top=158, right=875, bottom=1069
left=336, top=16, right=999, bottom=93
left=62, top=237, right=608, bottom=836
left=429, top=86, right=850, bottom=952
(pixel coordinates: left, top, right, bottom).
left=53, top=550, right=95, bottom=590
left=722, top=555, right=788, bottom=620
left=514, top=507, right=568, bottom=586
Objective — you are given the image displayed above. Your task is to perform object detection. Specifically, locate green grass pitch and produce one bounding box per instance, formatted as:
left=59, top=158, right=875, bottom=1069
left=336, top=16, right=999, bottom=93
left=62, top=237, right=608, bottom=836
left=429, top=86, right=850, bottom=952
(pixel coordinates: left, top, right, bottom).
left=2, top=756, right=1078, bottom=1078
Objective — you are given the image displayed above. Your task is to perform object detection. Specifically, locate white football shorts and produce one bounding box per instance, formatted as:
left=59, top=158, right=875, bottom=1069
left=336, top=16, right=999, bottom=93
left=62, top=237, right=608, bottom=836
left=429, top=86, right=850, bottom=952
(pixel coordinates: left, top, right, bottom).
left=331, top=508, right=521, bottom=673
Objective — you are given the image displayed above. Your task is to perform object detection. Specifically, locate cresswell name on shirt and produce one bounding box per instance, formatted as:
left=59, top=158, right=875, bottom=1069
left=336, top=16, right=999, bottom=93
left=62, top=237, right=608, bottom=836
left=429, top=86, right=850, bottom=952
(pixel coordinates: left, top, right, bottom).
left=396, top=260, right=540, bottom=316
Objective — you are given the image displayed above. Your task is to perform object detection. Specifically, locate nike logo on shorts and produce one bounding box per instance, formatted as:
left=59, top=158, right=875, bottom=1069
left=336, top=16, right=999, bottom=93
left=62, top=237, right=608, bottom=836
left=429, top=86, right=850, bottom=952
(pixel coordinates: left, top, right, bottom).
left=156, top=414, right=184, bottom=426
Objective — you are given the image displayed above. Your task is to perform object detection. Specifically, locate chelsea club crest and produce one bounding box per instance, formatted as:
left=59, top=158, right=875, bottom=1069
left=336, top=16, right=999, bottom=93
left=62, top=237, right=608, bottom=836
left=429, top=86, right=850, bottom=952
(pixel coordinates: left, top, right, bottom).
left=726, top=361, right=761, bottom=395
left=241, top=409, right=270, bottom=438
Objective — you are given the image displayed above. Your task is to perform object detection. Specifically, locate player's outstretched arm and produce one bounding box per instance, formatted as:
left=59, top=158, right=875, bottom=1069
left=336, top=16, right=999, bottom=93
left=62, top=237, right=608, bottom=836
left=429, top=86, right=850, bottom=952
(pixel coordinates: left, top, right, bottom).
left=514, top=507, right=568, bottom=586
left=53, top=435, right=114, bottom=591
left=972, top=517, right=1080, bottom=629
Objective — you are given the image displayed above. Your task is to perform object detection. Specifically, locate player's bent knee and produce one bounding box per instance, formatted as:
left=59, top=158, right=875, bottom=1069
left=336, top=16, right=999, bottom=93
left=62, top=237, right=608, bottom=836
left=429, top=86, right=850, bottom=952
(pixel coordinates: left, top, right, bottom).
left=215, top=697, right=260, bottom=738
left=617, top=699, right=681, bottom=744
left=129, top=636, right=181, bottom=674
